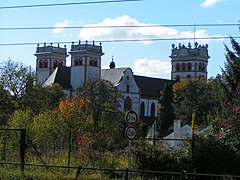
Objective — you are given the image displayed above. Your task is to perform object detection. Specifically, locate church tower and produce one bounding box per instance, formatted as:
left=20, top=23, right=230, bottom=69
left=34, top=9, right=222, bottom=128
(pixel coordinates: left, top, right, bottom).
left=170, top=42, right=210, bottom=81
left=69, top=40, right=104, bottom=90
left=35, top=43, right=68, bottom=83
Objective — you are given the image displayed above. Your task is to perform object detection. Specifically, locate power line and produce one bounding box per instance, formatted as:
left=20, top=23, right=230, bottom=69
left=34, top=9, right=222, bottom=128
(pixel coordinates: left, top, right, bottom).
left=0, top=36, right=239, bottom=46
left=0, top=23, right=239, bottom=31
left=0, top=0, right=142, bottom=10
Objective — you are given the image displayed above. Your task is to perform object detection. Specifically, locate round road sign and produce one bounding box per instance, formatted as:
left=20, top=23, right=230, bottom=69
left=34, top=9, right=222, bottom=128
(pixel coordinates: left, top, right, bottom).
left=125, top=111, right=138, bottom=125
left=125, top=125, right=138, bottom=140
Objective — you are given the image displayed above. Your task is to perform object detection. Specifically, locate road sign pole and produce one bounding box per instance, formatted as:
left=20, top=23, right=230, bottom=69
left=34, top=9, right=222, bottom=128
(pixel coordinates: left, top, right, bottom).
left=128, top=139, right=131, bottom=179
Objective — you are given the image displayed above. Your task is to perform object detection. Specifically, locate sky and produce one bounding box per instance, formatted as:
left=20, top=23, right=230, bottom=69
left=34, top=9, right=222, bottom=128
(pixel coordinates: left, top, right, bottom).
left=0, top=0, right=240, bottom=79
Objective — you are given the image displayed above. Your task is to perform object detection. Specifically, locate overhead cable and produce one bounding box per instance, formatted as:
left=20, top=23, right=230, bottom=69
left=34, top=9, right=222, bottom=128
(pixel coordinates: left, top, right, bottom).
left=0, top=36, right=239, bottom=46
left=0, top=0, right=142, bottom=10
left=0, top=23, right=240, bottom=31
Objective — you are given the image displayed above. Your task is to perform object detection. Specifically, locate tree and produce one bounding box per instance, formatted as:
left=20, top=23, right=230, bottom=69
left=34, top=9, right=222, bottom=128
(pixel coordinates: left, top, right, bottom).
left=158, top=83, right=175, bottom=137
left=221, top=37, right=240, bottom=101
left=77, top=79, right=125, bottom=150
left=21, top=82, right=65, bottom=114
left=0, top=85, right=14, bottom=126
left=77, top=79, right=122, bottom=123
left=0, top=59, right=34, bottom=98
left=173, top=79, right=217, bottom=125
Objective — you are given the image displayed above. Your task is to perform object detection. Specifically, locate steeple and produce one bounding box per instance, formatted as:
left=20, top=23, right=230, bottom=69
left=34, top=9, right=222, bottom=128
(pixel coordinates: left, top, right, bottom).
left=109, top=56, right=116, bottom=69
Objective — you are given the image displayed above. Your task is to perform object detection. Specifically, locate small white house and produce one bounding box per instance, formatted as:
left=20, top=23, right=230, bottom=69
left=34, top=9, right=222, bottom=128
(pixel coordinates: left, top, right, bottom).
left=164, top=119, right=192, bottom=149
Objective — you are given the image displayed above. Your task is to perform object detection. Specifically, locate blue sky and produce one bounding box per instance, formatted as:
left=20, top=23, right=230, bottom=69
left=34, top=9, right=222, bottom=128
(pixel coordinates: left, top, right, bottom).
left=0, top=0, right=240, bottom=79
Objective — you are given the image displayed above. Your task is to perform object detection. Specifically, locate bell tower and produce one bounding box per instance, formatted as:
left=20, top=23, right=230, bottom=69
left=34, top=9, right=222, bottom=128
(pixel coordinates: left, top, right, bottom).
left=170, top=42, right=210, bottom=81
left=69, top=40, right=104, bottom=90
left=35, top=43, right=68, bottom=84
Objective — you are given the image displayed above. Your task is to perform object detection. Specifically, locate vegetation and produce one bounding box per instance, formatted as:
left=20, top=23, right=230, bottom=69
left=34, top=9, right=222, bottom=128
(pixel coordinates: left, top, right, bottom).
left=1, top=38, right=240, bottom=179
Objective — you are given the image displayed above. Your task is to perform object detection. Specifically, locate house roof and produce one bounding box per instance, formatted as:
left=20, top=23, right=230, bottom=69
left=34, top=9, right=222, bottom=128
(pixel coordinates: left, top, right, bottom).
left=134, top=75, right=174, bottom=97
left=44, top=66, right=72, bottom=89
left=101, top=68, right=129, bottom=86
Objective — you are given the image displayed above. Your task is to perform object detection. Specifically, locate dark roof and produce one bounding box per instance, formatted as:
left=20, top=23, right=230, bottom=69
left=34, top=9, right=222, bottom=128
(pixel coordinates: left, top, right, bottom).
left=134, top=75, right=174, bottom=97
left=44, top=66, right=72, bottom=89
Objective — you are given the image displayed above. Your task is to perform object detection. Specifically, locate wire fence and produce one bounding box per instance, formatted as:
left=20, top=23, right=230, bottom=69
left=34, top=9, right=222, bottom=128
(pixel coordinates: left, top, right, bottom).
left=1, top=128, right=240, bottom=179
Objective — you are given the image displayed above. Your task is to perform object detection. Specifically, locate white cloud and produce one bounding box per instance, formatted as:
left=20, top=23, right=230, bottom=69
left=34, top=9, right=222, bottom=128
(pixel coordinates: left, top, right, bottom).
left=132, top=58, right=171, bottom=78
left=200, top=0, right=224, bottom=8
left=78, top=15, right=215, bottom=44
left=52, top=20, right=70, bottom=34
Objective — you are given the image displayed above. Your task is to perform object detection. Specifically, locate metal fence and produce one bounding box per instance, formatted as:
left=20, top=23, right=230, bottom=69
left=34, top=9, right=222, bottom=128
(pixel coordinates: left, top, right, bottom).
left=1, top=128, right=240, bottom=179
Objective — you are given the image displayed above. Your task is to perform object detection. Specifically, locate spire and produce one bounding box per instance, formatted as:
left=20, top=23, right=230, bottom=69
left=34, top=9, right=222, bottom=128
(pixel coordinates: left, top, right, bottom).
left=109, top=56, right=116, bottom=69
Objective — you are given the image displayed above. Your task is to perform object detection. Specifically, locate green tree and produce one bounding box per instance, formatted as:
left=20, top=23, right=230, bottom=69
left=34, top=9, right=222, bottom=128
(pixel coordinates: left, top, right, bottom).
left=0, top=85, right=14, bottom=126
left=0, top=59, right=34, bottom=98
left=221, top=37, right=240, bottom=100
left=77, top=79, right=125, bottom=150
left=21, top=82, right=65, bottom=114
left=173, top=79, right=217, bottom=125
left=77, top=79, right=122, bottom=123
left=158, top=83, right=175, bottom=137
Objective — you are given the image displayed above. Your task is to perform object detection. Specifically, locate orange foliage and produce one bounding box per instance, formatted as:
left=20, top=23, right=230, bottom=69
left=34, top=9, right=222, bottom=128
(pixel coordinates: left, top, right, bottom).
left=59, top=96, right=85, bottom=113
left=172, top=79, right=190, bottom=103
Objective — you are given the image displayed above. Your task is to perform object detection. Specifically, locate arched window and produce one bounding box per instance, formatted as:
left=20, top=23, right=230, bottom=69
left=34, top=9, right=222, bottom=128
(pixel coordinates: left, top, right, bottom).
left=187, top=63, right=192, bottom=71
left=176, top=63, right=180, bottom=71
left=175, top=75, right=180, bottom=82
left=198, top=63, right=202, bottom=71
left=89, top=58, right=97, bottom=66
left=74, top=58, right=83, bottom=66
left=187, top=74, right=191, bottom=79
left=53, top=60, right=58, bottom=68
left=58, top=60, right=63, bottom=66
left=150, top=103, right=155, bottom=117
left=140, top=102, right=145, bottom=117
left=202, top=63, right=206, bottom=72
left=44, top=60, right=48, bottom=68
left=39, top=60, right=44, bottom=68
left=126, top=85, right=130, bottom=93
left=124, top=96, right=132, bottom=111
left=181, top=63, right=186, bottom=71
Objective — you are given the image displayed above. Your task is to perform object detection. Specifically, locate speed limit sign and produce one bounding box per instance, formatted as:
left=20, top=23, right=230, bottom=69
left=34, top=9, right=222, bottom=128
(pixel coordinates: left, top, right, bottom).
left=125, top=125, right=138, bottom=140
left=125, top=111, right=138, bottom=125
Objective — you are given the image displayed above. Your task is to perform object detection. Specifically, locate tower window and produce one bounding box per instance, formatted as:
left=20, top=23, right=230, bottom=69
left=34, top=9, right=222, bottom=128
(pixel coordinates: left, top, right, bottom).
left=44, top=60, right=48, bottom=68
left=187, top=63, right=192, bottom=71
left=181, top=63, right=186, bottom=71
left=74, top=58, right=83, bottom=66
left=53, top=60, right=57, bottom=68
left=176, top=63, right=180, bottom=71
left=39, top=60, right=44, bottom=68
left=89, top=58, right=97, bottom=66
left=124, top=96, right=132, bottom=111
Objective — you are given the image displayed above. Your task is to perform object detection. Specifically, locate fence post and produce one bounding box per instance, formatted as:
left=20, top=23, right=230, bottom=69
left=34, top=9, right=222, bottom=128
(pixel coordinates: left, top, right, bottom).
left=125, top=168, right=129, bottom=180
left=20, top=129, right=26, bottom=171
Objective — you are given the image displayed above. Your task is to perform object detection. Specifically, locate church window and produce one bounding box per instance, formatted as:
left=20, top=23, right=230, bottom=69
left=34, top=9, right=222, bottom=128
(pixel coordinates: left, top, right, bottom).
left=176, top=63, right=180, bottom=71
left=124, top=96, right=132, bottom=111
left=150, top=103, right=155, bottom=117
left=175, top=75, right=180, bottom=82
left=126, top=85, right=130, bottom=93
left=181, top=63, right=186, bottom=71
left=140, top=102, right=145, bottom=117
left=187, top=63, right=192, bottom=71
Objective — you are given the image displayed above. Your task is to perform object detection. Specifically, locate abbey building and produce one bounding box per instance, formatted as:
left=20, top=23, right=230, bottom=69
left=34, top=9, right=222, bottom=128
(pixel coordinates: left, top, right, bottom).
left=34, top=41, right=209, bottom=124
